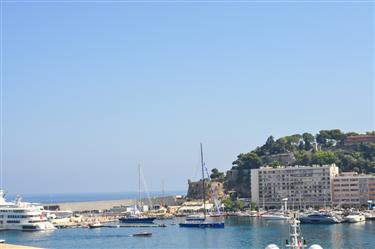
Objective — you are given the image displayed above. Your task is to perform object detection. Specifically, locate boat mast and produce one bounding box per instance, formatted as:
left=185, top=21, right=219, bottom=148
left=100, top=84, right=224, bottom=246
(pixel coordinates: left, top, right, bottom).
left=200, top=143, right=206, bottom=219
left=138, top=163, right=142, bottom=211
left=161, top=179, right=165, bottom=208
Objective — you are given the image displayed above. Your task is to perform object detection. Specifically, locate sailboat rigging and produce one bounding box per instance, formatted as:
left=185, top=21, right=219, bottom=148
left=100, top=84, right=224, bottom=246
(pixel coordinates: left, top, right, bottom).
left=179, top=143, right=225, bottom=228
left=119, top=164, right=156, bottom=224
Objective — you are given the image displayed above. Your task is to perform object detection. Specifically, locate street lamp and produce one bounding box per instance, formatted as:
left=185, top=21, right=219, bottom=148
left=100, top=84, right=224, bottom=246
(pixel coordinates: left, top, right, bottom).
left=282, top=198, right=288, bottom=212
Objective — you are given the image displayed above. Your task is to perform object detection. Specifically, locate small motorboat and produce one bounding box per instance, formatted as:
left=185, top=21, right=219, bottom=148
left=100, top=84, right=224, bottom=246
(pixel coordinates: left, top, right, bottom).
left=344, top=213, right=366, bottom=223
left=88, top=222, right=103, bottom=228
left=132, top=232, right=152, bottom=237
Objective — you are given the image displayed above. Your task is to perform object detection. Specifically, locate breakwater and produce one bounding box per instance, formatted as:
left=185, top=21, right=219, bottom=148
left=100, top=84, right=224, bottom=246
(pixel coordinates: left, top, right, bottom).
left=44, top=196, right=178, bottom=212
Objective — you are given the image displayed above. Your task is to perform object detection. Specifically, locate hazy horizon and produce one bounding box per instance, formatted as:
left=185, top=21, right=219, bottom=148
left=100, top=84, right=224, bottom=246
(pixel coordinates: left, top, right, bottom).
left=1, top=1, right=374, bottom=194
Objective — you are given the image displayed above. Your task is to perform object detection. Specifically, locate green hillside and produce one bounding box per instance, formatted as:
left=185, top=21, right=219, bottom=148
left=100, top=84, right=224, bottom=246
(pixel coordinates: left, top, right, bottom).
left=222, top=129, right=375, bottom=197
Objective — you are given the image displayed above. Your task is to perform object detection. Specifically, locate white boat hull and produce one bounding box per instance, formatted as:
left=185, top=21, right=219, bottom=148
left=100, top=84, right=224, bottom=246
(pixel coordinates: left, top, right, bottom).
left=345, top=215, right=366, bottom=223
left=262, top=215, right=290, bottom=220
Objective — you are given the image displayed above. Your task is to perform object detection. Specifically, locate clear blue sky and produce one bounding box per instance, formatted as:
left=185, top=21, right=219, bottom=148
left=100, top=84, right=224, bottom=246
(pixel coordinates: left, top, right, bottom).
left=2, top=1, right=374, bottom=194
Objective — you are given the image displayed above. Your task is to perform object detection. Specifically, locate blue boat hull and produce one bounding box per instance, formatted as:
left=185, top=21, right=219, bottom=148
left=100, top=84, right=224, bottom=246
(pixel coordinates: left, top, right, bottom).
left=299, top=217, right=338, bottom=224
left=179, top=222, right=224, bottom=228
left=119, top=217, right=156, bottom=224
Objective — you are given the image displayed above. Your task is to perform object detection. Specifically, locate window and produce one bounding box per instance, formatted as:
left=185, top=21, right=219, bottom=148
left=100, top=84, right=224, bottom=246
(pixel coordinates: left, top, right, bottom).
left=7, top=220, right=20, bottom=224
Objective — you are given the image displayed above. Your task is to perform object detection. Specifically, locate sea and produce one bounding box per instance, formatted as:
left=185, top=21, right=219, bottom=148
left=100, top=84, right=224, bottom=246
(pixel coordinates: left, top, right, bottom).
left=1, top=217, right=374, bottom=249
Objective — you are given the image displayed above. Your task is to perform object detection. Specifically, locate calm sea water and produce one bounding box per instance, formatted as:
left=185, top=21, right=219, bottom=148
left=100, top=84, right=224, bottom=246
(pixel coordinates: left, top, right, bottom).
left=6, top=191, right=184, bottom=204
left=1, top=217, right=374, bottom=249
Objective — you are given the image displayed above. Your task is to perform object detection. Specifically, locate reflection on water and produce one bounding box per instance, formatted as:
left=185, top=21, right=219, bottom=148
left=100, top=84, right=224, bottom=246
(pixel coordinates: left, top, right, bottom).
left=0, top=218, right=374, bottom=249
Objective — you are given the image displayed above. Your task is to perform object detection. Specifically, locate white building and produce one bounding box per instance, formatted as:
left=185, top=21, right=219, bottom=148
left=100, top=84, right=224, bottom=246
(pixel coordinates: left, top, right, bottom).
left=251, top=164, right=339, bottom=209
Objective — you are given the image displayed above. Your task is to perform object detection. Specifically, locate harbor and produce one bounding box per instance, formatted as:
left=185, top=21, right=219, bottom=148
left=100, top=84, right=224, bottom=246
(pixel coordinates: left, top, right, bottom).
left=1, top=216, right=374, bottom=249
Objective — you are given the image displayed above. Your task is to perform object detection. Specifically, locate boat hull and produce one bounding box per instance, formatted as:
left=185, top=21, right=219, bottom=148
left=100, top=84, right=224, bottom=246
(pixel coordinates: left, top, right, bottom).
left=345, top=215, right=365, bottom=223
left=119, top=217, right=156, bottom=224
left=179, top=222, right=224, bottom=228
left=262, top=215, right=290, bottom=220
left=299, top=216, right=339, bottom=224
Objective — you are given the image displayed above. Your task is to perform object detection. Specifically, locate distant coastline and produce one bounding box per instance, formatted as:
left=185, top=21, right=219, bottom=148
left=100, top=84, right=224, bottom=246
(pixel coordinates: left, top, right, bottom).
left=6, top=191, right=185, bottom=204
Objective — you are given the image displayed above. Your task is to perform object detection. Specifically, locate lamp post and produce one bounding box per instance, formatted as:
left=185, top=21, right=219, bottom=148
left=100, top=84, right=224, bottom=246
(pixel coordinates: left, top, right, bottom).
left=282, top=198, right=288, bottom=212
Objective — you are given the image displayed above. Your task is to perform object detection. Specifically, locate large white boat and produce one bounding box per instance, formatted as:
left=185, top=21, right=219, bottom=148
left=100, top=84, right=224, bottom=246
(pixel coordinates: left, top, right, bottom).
left=0, top=190, right=56, bottom=231
left=344, top=212, right=366, bottom=223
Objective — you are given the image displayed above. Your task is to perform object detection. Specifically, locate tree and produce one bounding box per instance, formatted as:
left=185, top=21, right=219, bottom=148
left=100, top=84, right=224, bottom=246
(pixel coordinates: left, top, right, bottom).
left=270, top=160, right=281, bottom=168
left=327, top=129, right=346, bottom=142
left=210, top=168, right=225, bottom=182
left=232, top=152, right=262, bottom=169
left=222, top=198, right=244, bottom=212
left=316, top=130, right=329, bottom=146
left=273, top=137, right=289, bottom=153
left=250, top=201, right=257, bottom=211
left=298, top=141, right=305, bottom=151
left=312, top=151, right=337, bottom=165
left=285, top=134, right=302, bottom=145
left=302, top=132, right=315, bottom=151
left=294, top=151, right=312, bottom=165
left=346, top=132, right=359, bottom=136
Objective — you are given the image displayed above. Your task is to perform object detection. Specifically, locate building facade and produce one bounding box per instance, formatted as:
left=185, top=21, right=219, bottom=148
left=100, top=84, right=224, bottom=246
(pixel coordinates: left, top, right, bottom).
left=251, top=164, right=339, bottom=209
left=332, top=172, right=375, bottom=207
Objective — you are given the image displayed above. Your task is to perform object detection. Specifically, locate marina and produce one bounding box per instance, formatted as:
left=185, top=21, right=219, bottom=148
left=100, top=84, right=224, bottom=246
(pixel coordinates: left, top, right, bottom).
left=1, top=217, right=374, bottom=249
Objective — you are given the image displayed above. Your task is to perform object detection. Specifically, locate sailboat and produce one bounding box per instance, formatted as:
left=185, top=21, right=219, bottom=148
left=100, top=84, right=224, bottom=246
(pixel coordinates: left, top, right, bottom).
left=179, top=143, right=225, bottom=228
left=119, top=164, right=156, bottom=224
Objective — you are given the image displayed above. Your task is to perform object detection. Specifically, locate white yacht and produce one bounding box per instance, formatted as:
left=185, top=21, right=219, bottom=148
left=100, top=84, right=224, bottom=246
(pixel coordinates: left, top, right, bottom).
left=344, top=212, right=366, bottom=223
left=0, top=190, right=56, bottom=231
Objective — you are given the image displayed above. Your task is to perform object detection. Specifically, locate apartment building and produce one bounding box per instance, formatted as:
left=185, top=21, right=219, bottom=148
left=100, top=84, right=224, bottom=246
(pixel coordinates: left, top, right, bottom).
left=251, top=164, right=339, bottom=209
left=332, top=172, right=375, bottom=207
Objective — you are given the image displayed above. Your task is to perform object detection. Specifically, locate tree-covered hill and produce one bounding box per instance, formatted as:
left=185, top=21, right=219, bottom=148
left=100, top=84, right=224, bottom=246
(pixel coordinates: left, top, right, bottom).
left=232, top=129, right=375, bottom=173
left=224, top=129, right=375, bottom=197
